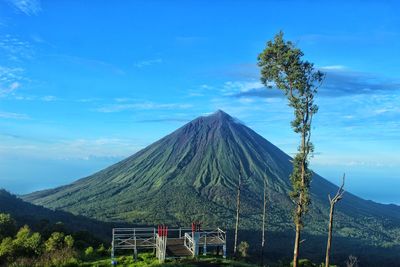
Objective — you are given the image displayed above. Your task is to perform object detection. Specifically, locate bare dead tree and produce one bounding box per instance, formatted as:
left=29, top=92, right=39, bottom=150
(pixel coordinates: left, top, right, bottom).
left=325, top=174, right=345, bottom=267
left=234, top=173, right=242, bottom=255
left=261, top=172, right=268, bottom=266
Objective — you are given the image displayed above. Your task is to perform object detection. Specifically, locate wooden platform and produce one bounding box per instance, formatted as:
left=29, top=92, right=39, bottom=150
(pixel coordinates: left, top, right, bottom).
left=111, top=227, right=227, bottom=261
left=199, top=235, right=225, bottom=246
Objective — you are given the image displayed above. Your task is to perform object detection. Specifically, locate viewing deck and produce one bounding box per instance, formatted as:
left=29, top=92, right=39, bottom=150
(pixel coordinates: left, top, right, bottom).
left=111, top=226, right=226, bottom=263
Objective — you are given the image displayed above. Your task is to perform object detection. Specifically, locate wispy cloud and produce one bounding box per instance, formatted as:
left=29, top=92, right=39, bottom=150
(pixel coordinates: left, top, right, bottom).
left=95, top=101, right=193, bottom=113
left=313, top=156, right=400, bottom=168
left=0, top=111, right=29, bottom=119
left=76, top=98, right=102, bottom=103
left=227, top=68, right=400, bottom=99
left=0, top=81, right=20, bottom=96
left=0, top=34, right=34, bottom=62
left=218, top=80, right=282, bottom=99
left=320, top=65, right=346, bottom=70
left=299, top=32, right=399, bottom=45
left=0, top=66, right=24, bottom=97
left=321, top=69, right=400, bottom=96
left=6, top=0, right=42, bottom=16
left=0, top=35, right=34, bottom=99
left=54, top=138, right=137, bottom=160
left=41, top=95, right=57, bottom=102
left=135, top=118, right=190, bottom=123
left=13, top=94, right=59, bottom=102
left=0, top=137, right=142, bottom=161
left=223, top=81, right=265, bottom=94
left=133, top=58, right=163, bottom=68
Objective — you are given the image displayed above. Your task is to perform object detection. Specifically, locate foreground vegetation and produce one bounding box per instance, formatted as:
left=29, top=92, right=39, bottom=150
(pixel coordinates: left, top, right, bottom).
left=83, top=254, right=259, bottom=267
left=0, top=212, right=107, bottom=266
left=1, top=212, right=339, bottom=266
left=80, top=254, right=340, bottom=267
left=0, top=212, right=257, bottom=266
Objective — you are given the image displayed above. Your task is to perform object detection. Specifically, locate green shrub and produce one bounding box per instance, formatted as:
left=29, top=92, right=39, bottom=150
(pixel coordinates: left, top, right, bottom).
left=45, top=232, right=65, bottom=252
left=84, top=246, right=94, bottom=259
left=13, top=225, right=42, bottom=257
left=238, top=241, right=249, bottom=258
left=0, top=237, right=14, bottom=263
left=0, top=213, right=17, bottom=240
left=291, top=259, right=317, bottom=267
left=96, top=244, right=107, bottom=256
left=36, top=247, right=79, bottom=267
left=65, top=235, right=74, bottom=249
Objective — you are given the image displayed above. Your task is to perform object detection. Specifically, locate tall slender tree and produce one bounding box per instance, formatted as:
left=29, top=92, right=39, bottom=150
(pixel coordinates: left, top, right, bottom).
left=325, top=174, right=345, bottom=267
left=234, top=173, right=242, bottom=255
left=257, top=31, right=324, bottom=267
left=261, top=171, right=268, bottom=266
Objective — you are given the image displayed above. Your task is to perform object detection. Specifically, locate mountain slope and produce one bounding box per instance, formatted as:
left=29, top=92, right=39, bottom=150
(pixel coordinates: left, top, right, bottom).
left=24, top=110, right=400, bottom=247
left=0, top=189, right=112, bottom=240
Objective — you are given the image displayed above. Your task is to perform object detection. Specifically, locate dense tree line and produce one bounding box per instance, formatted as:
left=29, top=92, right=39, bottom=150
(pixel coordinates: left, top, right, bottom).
left=0, top=213, right=108, bottom=266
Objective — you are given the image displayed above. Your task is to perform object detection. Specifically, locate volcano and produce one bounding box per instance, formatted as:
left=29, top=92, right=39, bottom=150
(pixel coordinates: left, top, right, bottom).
left=24, top=110, right=400, bottom=249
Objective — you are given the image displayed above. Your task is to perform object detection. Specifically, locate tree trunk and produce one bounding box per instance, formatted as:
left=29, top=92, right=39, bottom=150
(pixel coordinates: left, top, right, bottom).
left=325, top=203, right=335, bottom=267
left=234, top=174, right=241, bottom=255
left=325, top=174, right=345, bottom=267
left=293, top=125, right=308, bottom=267
left=261, top=177, right=267, bottom=266
left=293, top=202, right=302, bottom=267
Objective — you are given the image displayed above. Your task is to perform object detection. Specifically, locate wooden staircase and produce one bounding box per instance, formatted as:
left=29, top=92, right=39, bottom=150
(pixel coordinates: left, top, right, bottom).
left=166, top=238, right=192, bottom=257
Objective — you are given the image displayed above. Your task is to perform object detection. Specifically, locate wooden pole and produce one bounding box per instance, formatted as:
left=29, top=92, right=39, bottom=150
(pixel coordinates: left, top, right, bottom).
left=261, top=173, right=267, bottom=266
left=234, top=173, right=242, bottom=255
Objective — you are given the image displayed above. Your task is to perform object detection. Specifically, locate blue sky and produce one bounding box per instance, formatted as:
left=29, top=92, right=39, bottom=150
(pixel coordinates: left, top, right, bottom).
left=0, top=0, right=399, bottom=204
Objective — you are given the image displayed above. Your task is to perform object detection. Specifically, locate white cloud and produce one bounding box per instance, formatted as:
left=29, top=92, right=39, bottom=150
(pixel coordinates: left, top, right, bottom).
left=0, top=66, right=24, bottom=83
left=12, top=95, right=57, bottom=101
left=6, top=0, right=42, bottom=16
left=0, top=111, right=29, bottom=119
left=10, top=81, right=20, bottom=90
left=54, top=138, right=136, bottom=160
left=96, top=101, right=193, bottom=113
left=238, top=98, right=255, bottom=104
left=312, top=156, right=399, bottom=168
left=41, top=95, right=57, bottom=102
left=0, top=34, right=34, bottom=62
left=134, top=58, right=163, bottom=68
left=0, top=137, right=142, bottom=161
left=0, top=66, right=24, bottom=96
left=373, top=107, right=399, bottom=115
left=220, top=80, right=266, bottom=96
left=319, top=65, right=346, bottom=70
left=0, top=81, right=20, bottom=96
left=114, top=97, right=135, bottom=103
left=200, top=84, right=213, bottom=90
left=76, top=98, right=101, bottom=103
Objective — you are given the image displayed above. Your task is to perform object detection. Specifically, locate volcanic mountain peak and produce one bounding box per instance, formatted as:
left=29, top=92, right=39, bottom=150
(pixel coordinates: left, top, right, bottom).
left=209, top=109, right=232, bottom=120
left=23, top=111, right=400, bottom=252
left=187, top=110, right=240, bottom=128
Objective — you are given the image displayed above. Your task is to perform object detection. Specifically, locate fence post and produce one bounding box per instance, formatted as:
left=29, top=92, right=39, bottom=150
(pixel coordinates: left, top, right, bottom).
left=203, top=233, right=207, bottom=256
left=111, top=228, right=116, bottom=265
left=134, top=235, right=137, bottom=261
